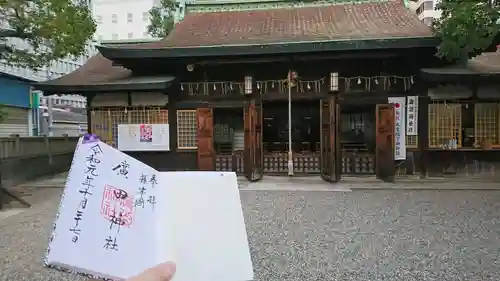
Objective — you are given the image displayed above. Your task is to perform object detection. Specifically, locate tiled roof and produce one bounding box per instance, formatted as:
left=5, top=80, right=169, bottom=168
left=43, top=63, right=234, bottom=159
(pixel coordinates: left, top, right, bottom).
left=159, top=0, right=432, bottom=48
left=36, top=40, right=164, bottom=87
left=469, top=50, right=500, bottom=73
left=421, top=50, right=500, bottom=78
left=39, top=0, right=432, bottom=88
left=38, top=54, right=131, bottom=86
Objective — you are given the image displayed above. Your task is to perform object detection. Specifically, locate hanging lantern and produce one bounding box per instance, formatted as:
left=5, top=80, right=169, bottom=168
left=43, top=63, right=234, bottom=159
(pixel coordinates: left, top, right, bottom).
left=244, top=76, right=253, bottom=94
left=329, top=72, right=339, bottom=91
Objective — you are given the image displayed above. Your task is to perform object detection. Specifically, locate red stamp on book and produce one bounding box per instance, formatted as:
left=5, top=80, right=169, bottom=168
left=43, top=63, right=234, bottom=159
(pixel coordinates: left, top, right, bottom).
left=100, top=184, right=135, bottom=226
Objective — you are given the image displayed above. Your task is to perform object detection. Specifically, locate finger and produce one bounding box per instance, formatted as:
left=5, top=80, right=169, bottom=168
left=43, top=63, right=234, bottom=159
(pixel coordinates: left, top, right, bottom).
left=128, top=262, right=176, bottom=281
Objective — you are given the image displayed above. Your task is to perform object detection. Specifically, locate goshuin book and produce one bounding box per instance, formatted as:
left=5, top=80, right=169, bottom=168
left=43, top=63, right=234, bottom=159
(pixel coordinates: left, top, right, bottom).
left=45, top=135, right=254, bottom=281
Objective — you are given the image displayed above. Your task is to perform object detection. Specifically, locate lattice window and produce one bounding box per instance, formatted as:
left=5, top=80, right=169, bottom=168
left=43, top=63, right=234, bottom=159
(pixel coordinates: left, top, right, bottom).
left=475, top=103, right=500, bottom=146
left=406, top=135, right=418, bottom=148
left=90, top=107, right=168, bottom=148
left=428, top=102, right=462, bottom=148
left=177, top=110, right=197, bottom=149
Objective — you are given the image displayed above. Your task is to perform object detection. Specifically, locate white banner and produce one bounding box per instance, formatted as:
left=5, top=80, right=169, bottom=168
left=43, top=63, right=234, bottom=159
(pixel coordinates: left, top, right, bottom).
left=406, top=96, right=418, bottom=136
left=117, top=124, right=170, bottom=151
left=388, top=97, right=406, bottom=160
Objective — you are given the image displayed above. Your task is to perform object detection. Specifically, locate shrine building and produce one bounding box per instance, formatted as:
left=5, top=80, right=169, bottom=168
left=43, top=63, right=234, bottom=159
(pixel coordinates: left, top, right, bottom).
left=36, top=0, right=500, bottom=182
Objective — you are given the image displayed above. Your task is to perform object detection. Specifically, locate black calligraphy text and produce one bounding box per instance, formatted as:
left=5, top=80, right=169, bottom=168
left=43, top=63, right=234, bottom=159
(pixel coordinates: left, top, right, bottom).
left=70, top=143, right=103, bottom=243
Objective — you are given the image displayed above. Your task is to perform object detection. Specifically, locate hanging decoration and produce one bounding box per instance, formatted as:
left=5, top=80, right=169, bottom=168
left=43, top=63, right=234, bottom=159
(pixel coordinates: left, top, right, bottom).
left=179, top=81, right=243, bottom=96
left=343, top=75, right=415, bottom=92
left=179, top=75, right=416, bottom=96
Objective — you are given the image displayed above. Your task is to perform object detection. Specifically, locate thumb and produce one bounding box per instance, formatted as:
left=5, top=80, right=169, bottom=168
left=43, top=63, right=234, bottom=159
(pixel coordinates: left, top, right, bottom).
left=127, top=262, right=176, bottom=281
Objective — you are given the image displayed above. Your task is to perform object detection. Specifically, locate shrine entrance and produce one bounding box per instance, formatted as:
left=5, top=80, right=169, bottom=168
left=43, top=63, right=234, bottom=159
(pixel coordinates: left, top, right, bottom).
left=262, top=100, right=321, bottom=175
left=338, top=103, right=377, bottom=175
left=213, top=108, right=245, bottom=174
left=200, top=102, right=396, bottom=182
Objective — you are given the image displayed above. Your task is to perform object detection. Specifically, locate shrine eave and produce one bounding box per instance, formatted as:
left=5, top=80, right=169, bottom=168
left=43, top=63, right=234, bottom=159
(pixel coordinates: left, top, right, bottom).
left=34, top=76, right=176, bottom=95
left=97, top=36, right=439, bottom=61
left=420, top=68, right=500, bottom=83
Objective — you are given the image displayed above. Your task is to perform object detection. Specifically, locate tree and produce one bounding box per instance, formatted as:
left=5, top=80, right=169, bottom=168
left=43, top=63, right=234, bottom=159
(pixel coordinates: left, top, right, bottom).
left=0, top=108, right=6, bottom=123
left=433, top=0, right=500, bottom=61
left=147, top=0, right=177, bottom=38
left=0, top=0, right=96, bottom=69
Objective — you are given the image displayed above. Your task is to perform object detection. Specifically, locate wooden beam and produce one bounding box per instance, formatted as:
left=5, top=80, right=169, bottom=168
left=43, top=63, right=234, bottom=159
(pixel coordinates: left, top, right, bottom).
left=198, top=57, right=289, bottom=65
left=195, top=50, right=400, bottom=65
left=293, top=51, right=399, bottom=61
left=176, top=100, right=246, bottom=108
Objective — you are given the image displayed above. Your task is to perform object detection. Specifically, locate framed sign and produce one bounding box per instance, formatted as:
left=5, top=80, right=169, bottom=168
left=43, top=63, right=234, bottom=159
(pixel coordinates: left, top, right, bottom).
left=117, top=124, right=170, bottom=151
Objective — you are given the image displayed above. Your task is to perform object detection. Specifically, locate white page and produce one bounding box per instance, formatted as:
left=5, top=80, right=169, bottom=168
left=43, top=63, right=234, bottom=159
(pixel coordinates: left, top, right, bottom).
left=152, top=124, right=170, bottom=149
left=159, top=172, right=254, bottom=281
left=46, top=137, right=173, bottom=280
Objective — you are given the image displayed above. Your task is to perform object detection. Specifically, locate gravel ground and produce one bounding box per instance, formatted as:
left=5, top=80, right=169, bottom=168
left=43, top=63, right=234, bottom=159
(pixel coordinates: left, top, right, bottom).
left=1, top=188, right=500, bottom=281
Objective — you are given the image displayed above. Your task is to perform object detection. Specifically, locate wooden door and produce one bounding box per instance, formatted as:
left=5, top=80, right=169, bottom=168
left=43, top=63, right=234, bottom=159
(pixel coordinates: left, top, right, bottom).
left=320, top=97, right=340, bottom=182
left=197, top=108, right=214, bottom=171
left=244, top=100, right=263, bottom=181
left=376, top=104, right=395, bottom=182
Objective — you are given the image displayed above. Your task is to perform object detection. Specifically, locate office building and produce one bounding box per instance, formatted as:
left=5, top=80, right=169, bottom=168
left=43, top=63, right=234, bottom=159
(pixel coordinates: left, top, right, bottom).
left=92, top=0, right=159, bottom=42
left=409, top=0, right=441, bottom=25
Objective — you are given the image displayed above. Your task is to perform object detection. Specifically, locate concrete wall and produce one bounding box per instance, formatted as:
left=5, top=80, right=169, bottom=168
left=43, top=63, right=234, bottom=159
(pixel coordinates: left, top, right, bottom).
left=0, top=135, right=79, bottom=189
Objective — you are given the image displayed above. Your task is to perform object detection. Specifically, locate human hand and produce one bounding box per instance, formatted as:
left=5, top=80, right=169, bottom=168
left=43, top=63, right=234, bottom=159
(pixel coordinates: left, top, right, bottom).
left=127, top=262, right=176, bottom=281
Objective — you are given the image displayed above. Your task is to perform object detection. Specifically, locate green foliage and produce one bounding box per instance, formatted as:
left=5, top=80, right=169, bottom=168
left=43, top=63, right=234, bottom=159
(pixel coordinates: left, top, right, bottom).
left=0, top=108, right=6, bottom=124
left=433, top=0, right=500, bottom=61
left=147, top=0, right=177, bottom=38
left=0, top=0, right=96, bottom=69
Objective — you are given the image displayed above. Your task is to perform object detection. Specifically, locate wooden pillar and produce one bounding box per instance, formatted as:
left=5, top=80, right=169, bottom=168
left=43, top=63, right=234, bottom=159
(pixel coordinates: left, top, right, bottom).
left=127, top=92, right=132, bottom=106
left=85, top=93, right=96, bottom=134
left=244, top=97, right=263, bottom=181
left=334, top=95, right=341, bottom=182
left=376, top=104, right=396, bottom=182
left=467, top=82, right=479, bottom=168
left=167, top=92, right=178, bottom=170
left=320, top=93, right=340, bottom=182
left=196, top=108, right=214, bottom=171
left=243, top=98, right=253, bottom=179
left=418, top=94, right=429, bottom=178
